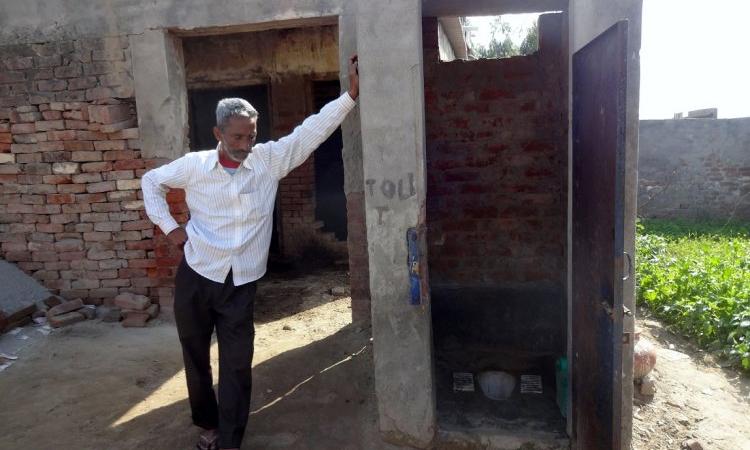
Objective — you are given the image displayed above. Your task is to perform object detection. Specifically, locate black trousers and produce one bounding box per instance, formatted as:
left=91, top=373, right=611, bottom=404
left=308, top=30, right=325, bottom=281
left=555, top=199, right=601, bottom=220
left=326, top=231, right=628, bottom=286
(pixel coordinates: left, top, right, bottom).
left=174, top=257, right=257, bottom=449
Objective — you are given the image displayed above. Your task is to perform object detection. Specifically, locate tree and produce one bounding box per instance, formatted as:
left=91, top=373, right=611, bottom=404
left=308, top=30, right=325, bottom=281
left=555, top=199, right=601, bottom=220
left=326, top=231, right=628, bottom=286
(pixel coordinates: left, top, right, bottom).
left=519, top=21, right=539, bottom=56
left=470, top=17, right=539, bottom=59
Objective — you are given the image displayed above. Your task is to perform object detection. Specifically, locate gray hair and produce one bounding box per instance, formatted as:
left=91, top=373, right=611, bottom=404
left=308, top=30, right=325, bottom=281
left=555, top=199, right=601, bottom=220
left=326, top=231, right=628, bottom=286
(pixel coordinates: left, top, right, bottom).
left=216, top=98, right=258, bottom=130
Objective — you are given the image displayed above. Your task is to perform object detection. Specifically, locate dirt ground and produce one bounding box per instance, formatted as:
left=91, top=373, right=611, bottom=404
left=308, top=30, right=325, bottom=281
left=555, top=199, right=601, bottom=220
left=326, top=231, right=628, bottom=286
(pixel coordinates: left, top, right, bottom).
left=0, top=269, right=397, bottom=450
left=1, top=270, right=750, bottom=450
left=632, top=308, right=750, bottom=450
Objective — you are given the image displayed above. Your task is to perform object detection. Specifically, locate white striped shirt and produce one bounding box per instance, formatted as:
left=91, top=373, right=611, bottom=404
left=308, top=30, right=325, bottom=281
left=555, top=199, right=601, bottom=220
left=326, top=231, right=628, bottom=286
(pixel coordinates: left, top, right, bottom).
left=142, top=92, right=356, bottom=285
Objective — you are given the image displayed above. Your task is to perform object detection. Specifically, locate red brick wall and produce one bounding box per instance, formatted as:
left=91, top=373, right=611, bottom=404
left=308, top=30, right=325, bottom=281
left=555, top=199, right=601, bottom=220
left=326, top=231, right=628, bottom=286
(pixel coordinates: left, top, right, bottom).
left=423, top=15, right=568, bottom=289
left=0, top=36, right=183, bottom=309
left=346, top=191, right=370, bottom=321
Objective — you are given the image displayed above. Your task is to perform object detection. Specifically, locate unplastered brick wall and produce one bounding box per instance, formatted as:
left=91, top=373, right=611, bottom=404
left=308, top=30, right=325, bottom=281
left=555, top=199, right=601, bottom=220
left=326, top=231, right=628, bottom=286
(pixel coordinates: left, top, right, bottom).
left=423, top=14, right=568, bottom=289
left=0, top=36, right=183, bottom=309
left=638, top=118, right=750, bottom=220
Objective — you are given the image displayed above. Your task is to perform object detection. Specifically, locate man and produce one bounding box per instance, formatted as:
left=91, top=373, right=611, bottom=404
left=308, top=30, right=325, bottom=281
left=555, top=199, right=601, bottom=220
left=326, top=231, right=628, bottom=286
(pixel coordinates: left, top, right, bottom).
left=142, top=55, right=359, bottom=450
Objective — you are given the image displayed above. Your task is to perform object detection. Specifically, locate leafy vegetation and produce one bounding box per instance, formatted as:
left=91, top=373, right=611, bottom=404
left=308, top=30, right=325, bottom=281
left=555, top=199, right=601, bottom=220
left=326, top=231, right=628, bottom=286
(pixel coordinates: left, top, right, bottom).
left=470, top=18, right=539, bottom=59
left=636, top=219, right=750, bottom=371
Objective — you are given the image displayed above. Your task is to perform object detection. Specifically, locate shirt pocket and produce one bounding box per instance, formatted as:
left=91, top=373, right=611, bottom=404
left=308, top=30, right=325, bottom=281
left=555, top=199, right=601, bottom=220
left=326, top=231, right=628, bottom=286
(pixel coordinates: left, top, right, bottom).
left=239, top=192, right=270, bottom=221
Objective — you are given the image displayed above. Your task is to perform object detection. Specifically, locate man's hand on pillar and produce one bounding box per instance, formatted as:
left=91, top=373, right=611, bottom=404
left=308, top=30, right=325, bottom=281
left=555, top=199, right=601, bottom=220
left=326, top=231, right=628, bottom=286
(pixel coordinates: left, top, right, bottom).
left=348, top=54, right=359, bottom=100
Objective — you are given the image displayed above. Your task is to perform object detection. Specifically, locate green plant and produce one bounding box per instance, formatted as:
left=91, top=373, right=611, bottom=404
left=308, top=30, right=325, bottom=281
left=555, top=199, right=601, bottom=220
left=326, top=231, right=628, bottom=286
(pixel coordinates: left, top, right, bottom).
left=636, top=219, right=750, bottom=371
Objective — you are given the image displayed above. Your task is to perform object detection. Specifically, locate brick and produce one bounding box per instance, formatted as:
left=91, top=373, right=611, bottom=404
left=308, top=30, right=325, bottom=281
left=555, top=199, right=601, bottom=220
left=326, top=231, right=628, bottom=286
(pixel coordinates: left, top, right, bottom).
left=4, top=251, right=32, bottom=262
left=128, top=259, right=156, bottom=269
left=108, top=128, right=139, bottom=140
left=100, top=118, right=136, bottom=133
left=52, top=162, right=80, bottom=175
left=99, top=72, right=133, bottom=88
left=93, top=140, right=127, bottom=151
left=75, top=192, right=107, bottom=203
left=86, top=181, right=116, bottom=193
left=67, top=76, right=98, bottom=90
left=92, top=202, right=121, bottom=213
left=71, top=172, right=101, bottom=183
left=24, top=163, right=51, bottom=175
left=71, top=151, right=103, bottom=162
left=54, top=90, right=87, bottom=103
left=62, top=203, right=92, bottom=214
left=42, top=151, right=72, bottom=163
left=0, top=154, right=15, bottom=164
left=75, top=130, right=108, bottom=141
left=50, top=213, right=79, bottom=224
left=87, top=248, right=115, bottom=260
left=15, top=111, right=42, bottom=122
left=16, top=153, right=42, bottom=163
left=11, top=134, right=38, bottom=144
left=103, top=150, right=139, bottom=160
left=85, top=86, right=118, bottom=101
left=32, top=251, right=58, bottom=262
left=37, top=79, right=67, bottom=92
left=10, top=123, right=35, bottom=134
left=122, top=311, right=149, bottom=327
left=32, top=205, right=62, bottom=214
left=36, top=223, right=64, bottom=233
left=47, top=298, right=84, bottom=317
left=81, top=212, right=110, bottom=222
left=28, top=241, right=54, bottom=252
left=61, top=109, right=88, bottom=121
left=63, top=140, right=94, bottom=151
left=53, top=64, right=83, bottom=79
left=41, top=110, right=62, bottom=120
left=71, top=279, right=100, bottom=289
left=121, top=200, right=144, bottom=210
left=114, top=292, right=151, bottom=311
left=35, top=120, right=65, bottom=131
left=103, top=170, right=134, bottom=181
left=47, top=193, right=76, bottom=204
left=20, top=194, right=44, bottom=205
left=64, top=119, right=89, bottom=130
left=5, top=57, right=33, bottom=70
left=116, top=179, right=140, bottom=190
left=0, top=71, right=25, bottom=83
left=81, top=161, right=113, bottom=172
left=57, top=183, right=87, bottom=193
left=48, top=311, right=86, bottom=328
left=83, top=61, right=129, bottom=76
left=94, top=221, right=122, bottom=232
left=83, top=231, right=111, bottom=242
left=108, top=211, right=140, bottom=221
left=88, top=104, right=130, bottom=124
left=43, top=174, right=72, bottom=184
left=106, top=190, right=136, bottom=201
left=32, top=270, right=60, bottom=281
left=113, top=231, right=141, bottom=241
left=99, top=259, right=127, bottom=270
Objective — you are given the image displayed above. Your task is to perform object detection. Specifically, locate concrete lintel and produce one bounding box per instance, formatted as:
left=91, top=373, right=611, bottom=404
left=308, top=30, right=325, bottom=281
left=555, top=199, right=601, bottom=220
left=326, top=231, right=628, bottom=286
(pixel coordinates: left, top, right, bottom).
left=356, top=0, right=436, bottom=446
left=423, top=0, right=567, bottom=17
left=130, top=29, right=189, bottom=161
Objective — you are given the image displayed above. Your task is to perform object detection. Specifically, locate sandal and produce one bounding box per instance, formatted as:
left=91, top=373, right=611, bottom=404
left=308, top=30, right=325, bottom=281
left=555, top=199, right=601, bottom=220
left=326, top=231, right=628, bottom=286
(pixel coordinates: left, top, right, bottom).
left=196, top=432, right=218, bottom=450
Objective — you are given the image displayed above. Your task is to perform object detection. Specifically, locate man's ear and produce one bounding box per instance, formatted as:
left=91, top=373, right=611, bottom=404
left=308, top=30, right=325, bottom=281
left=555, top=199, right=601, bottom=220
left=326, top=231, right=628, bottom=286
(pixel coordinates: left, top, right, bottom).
left=212, top=126, right=222, bottom=143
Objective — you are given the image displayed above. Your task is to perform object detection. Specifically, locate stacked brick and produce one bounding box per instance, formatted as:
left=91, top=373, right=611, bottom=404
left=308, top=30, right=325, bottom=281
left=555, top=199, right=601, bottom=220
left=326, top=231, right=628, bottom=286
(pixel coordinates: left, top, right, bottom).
left=422, top=16, right=568, bottom=289
left=0, top=35, right=185, bottom=310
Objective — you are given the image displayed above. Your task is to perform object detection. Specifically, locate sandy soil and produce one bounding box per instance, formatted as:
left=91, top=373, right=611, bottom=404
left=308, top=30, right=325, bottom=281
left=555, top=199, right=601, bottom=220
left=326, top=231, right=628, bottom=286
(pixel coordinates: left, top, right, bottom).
left=2, top=270, right=749, bottom=450
left=633, top=308, right=750, bottom=450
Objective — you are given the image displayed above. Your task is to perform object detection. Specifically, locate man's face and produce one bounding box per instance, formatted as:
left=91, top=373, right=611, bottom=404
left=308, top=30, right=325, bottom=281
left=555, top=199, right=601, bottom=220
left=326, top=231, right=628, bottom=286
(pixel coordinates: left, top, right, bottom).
left=213, top=116, right=258, bottom=163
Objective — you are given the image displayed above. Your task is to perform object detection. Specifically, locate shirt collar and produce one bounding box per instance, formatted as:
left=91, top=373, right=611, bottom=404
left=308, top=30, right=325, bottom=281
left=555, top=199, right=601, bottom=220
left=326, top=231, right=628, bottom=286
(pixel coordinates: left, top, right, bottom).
left=205, top=144, right=255, bottom=172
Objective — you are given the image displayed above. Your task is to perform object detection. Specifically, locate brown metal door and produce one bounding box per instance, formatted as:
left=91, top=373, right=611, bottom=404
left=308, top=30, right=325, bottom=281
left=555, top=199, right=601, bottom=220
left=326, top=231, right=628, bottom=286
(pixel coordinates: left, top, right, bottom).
left=571, top=21, right=629, bottom=450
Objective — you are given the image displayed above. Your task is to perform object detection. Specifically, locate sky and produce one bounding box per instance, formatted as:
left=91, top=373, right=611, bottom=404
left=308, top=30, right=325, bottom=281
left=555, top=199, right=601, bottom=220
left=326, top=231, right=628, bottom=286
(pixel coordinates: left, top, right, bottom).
left=466, top=1, right=750, bottom=119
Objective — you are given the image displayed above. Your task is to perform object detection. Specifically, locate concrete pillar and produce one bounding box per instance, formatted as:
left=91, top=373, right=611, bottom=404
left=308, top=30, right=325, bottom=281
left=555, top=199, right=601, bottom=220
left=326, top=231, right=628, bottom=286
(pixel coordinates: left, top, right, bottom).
left=130, top=29, right=189, bottom=160
left=356, top=0, right=436, bottom=446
